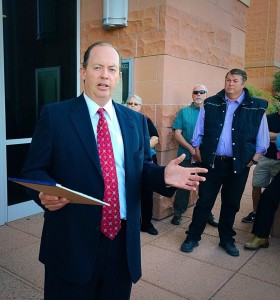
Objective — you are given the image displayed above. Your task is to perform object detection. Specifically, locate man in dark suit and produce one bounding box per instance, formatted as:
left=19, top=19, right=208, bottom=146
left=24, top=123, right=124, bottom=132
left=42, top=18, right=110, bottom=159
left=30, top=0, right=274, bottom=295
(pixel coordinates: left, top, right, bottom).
left=21, top=42, right=207, bottom=299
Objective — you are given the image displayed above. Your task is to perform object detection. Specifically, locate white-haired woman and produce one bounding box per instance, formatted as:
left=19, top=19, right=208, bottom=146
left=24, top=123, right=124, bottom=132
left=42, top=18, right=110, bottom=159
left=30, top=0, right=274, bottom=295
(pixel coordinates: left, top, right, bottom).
left=126, top=94, right=159, bottom=235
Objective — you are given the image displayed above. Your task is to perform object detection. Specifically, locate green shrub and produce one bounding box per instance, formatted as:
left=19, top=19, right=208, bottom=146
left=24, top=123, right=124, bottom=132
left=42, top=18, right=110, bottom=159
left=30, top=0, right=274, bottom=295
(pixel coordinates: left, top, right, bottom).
left=272, top=71, right=280, bottom=93
left=245, top=85, right=273, bottom=101
left=246, top=84, right=279, bottom=114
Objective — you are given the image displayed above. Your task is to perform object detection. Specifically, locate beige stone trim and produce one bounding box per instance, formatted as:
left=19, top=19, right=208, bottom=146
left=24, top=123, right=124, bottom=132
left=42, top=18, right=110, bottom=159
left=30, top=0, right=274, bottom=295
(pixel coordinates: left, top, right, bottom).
left=239, top=0, right=250, bottom=7
left=245, top=61, right=280, bottom=68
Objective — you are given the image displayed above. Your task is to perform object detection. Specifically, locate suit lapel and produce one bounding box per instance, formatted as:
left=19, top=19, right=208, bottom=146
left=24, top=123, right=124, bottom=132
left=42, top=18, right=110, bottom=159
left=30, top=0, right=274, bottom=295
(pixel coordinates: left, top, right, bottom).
left=69, top=95, right=102, bottom=175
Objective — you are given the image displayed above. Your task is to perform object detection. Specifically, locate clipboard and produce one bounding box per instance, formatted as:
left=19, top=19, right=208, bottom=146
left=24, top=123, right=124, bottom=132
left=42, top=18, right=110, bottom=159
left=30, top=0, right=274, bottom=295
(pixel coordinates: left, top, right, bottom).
left=8, top=177, right=109, bottom=206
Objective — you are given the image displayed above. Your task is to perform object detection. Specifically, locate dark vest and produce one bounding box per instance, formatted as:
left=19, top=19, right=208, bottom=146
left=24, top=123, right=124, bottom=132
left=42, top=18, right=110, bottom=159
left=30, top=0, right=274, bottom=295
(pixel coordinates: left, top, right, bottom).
left=200, top=88, right=268, bottom=174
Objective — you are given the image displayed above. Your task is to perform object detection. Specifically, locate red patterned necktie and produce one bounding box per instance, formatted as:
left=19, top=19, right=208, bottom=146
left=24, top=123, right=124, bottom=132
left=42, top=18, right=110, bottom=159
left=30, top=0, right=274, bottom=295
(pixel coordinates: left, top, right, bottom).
left=97, top=108, right=121, bottom=240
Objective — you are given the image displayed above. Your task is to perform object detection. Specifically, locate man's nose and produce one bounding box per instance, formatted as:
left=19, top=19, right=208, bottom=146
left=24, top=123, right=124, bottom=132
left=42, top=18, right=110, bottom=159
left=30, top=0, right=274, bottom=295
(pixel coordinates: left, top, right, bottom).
left=101, top=69, right=109, bottom=78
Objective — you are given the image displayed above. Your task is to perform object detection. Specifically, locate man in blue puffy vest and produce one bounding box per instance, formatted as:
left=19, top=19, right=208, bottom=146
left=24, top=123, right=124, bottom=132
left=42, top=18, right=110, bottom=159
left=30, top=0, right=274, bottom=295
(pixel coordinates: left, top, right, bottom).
left=180, top=69, right=270, bottom=257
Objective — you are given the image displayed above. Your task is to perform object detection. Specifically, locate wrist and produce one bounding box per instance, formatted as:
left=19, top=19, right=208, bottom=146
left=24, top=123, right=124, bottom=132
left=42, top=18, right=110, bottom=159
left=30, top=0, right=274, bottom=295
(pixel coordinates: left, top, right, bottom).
left=251, top=159, right=258, bottom=165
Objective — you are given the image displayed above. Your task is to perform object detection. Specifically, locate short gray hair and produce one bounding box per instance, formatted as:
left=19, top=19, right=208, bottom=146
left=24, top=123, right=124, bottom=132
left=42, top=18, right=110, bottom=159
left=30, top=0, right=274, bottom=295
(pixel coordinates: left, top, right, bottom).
left=193, top=84, right=208, bottom=93
left=126, top=94, right=142, bottom=104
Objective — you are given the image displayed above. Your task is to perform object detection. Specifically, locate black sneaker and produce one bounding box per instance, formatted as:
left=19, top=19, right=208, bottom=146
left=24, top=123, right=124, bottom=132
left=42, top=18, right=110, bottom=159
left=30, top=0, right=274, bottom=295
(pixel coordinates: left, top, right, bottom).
left=242, top=212, right=256, bottom=223
left=207, top=215, right=219, bottom=227
left=141, top=224, right=158, bottom=235
left=181, top=238, right=199, bottom=253
left=219, top=241, right=239, bottom=257
left=171, top=216, right=182, bottom=225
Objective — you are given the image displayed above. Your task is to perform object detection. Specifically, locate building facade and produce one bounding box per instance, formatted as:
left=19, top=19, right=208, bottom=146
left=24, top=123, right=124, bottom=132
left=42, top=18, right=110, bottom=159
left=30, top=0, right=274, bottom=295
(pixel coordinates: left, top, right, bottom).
left=2, top=0, right=279, bottom=225
left=245, top=0, right=280, bottom=92
left=81, top=0, right=249, bottom=218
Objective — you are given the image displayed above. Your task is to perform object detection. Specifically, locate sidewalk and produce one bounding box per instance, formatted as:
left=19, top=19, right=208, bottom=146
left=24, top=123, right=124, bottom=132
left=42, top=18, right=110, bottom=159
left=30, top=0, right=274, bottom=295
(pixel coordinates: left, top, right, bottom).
left=1, top=173, right=280, bottom=299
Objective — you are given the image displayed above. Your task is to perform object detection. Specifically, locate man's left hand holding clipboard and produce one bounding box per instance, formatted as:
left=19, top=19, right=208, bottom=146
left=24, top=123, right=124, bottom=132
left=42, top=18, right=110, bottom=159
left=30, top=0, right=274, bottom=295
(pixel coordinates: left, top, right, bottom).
left=8, top=178, right=108, bottom=211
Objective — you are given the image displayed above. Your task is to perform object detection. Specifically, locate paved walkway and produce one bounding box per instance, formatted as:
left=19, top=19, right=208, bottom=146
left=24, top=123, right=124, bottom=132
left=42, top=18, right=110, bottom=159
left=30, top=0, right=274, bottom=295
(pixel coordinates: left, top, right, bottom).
left=1, top=172, right=280, bottom=299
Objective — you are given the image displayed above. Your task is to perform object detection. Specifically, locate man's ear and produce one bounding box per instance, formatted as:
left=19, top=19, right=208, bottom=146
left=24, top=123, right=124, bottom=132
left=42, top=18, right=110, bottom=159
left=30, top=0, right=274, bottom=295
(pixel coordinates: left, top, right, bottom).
left=80, top=67, right=86, bottom=80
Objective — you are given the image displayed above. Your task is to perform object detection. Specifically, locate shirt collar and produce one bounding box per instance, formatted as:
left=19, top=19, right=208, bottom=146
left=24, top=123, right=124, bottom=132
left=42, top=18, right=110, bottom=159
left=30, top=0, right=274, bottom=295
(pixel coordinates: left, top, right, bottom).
left=225, top=90, right=245, bottom=105
left=83, top=92, right=114, bottom=119
left=191, top=102, right=201, bottom=110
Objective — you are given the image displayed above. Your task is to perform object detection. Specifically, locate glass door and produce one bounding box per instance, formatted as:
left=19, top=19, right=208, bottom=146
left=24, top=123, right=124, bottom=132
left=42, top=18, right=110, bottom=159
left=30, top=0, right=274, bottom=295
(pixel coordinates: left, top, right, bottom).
left=1, top=0, right=78, bottom=223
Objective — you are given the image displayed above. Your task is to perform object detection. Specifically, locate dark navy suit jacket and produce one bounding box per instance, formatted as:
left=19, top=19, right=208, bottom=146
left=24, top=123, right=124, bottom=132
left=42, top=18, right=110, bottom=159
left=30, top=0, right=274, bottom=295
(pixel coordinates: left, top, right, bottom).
left=22, top=94, right=175, bottom=284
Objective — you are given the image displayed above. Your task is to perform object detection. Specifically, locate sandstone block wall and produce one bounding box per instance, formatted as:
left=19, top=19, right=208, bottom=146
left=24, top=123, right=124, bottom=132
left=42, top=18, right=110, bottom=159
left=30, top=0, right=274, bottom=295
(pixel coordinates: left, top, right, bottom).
left=80, top=0, right=249, bottom=219
left=245, top=0, right=280, bottom=92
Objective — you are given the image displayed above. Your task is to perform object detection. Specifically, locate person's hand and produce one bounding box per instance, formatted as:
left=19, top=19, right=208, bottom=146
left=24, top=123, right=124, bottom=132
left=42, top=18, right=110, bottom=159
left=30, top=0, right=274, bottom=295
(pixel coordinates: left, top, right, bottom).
left=39, top=192, right=69, bottom=211
left=164, top=154, right=207, bottom=191
left=150, top=136, right=159, bottom=148
left=194, top=147, right=202, bottom=163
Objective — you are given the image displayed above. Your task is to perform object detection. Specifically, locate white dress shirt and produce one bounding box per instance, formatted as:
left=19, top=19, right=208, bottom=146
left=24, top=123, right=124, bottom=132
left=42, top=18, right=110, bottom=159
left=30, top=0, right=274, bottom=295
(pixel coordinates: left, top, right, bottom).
left=84, top=92, right=127, bottom=219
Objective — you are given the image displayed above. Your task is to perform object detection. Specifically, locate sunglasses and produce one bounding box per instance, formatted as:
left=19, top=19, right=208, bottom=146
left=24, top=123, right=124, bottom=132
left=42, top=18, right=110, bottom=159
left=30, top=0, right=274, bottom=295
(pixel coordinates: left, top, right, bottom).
left=193, top=90, right=207, bottom=95
left=127, top=102, right=141, bottom=106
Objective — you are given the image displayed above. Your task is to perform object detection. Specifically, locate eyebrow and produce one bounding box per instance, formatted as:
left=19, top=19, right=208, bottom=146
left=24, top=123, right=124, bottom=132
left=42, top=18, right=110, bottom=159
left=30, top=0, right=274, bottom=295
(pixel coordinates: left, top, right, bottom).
left=93, top=63, right=118, bottom=67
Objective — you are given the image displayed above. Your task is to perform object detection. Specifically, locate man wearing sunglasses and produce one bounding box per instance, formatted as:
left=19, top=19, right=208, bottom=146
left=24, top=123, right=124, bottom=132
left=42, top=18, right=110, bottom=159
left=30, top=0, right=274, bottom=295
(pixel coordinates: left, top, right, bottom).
left=180, top=69, right=270, bottom=257
left=172, top=84, right=218, bottom=227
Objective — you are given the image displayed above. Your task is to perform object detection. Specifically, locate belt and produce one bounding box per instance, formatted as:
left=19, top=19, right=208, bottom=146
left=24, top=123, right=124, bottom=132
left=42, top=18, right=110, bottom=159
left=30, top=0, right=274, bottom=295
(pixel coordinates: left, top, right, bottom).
left=215, top=155, right=233, bottom=161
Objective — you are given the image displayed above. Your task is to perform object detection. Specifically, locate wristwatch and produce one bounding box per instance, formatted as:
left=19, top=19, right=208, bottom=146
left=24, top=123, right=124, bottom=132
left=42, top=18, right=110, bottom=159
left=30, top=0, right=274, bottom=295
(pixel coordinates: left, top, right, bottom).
left=251, top=159, right=258, bottom=165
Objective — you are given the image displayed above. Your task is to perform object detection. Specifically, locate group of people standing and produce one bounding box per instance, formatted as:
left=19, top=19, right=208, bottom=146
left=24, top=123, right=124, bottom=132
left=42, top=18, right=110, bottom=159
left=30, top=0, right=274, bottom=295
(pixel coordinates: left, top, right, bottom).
left=20, top=40, right=280, bottom=299
left=172, top=70, right=280, bottom=256
left=136, top=68, right=279, bottom=259
left=126, top=85, right=219, bottom=236
left=175, top=69, right=269, bottom=257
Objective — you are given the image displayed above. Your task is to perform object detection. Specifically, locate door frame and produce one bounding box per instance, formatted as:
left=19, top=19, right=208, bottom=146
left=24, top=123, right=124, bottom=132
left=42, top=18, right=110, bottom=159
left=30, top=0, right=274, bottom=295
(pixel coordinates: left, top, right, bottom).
left=0, top=2, right=7, bottom=225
